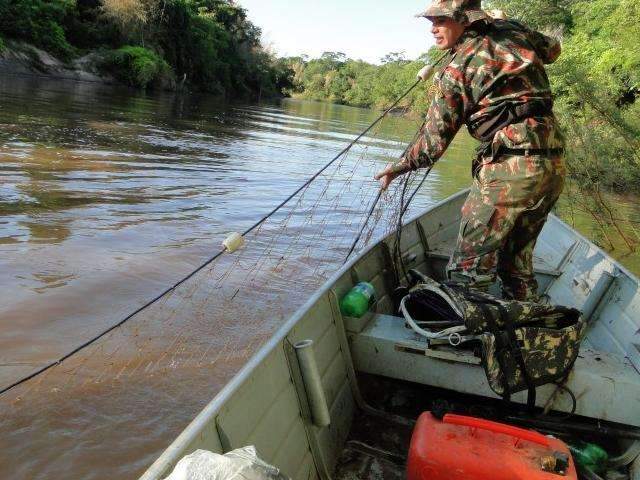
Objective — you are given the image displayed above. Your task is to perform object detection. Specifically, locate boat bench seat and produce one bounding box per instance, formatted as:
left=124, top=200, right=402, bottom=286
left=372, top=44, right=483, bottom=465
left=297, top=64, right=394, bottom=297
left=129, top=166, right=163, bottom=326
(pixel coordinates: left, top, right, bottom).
left=423, top=248, right=562, bottom=292
left=349, top=313, right=640, bottom=428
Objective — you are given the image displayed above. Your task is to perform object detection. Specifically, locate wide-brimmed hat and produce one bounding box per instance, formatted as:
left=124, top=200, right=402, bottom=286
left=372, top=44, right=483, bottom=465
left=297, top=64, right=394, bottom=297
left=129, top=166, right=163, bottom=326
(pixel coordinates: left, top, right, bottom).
left=416, top=0, right=489, bottom=24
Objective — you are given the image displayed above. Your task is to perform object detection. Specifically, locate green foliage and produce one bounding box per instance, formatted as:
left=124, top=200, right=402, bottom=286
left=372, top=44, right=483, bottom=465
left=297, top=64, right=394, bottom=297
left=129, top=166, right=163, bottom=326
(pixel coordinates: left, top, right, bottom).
left=285, top=53, right=436, bottom=111
left=285, top=45, right=447, bottom=112
left=64, top=0, right=122, bottom=51
left=148, top=0, right=293, bottom=96
left=0, top=0, right=75, bottom=59
left=103, top=45, right=171, bottom=88
left=555, top=0, right=640, bottom=98
left=486, top=0, right=574, bottom=32
left=148, top=0, right=291, bottom=96
left=544, top=0, right=640, bottom=192
left=0, top=0, right=292, bottom=97
left=157, top=0, right=229, bottom=94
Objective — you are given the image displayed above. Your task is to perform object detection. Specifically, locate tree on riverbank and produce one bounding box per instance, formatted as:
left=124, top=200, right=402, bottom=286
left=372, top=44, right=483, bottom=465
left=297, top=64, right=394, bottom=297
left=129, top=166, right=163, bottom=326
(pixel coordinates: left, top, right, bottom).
left=488, top=0, right=639, bottom=251
left=283, top=0, right=638, bottom=253
left=0, top=0, right=293, bottom=96
left=285, top=1, right=639, bottom=197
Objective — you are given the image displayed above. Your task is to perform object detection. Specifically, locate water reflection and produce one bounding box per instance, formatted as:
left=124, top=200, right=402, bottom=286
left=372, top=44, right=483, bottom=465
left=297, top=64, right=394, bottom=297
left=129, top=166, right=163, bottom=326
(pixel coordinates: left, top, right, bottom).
left=1, top=80, right=422, bottom=377
left=20, top=220, right=72, bottom=244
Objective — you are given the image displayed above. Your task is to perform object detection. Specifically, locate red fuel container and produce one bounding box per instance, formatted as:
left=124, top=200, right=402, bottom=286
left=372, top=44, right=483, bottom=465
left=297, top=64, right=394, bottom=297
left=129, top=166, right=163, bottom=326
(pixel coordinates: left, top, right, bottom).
left=407, top=412, right=577, bottom=480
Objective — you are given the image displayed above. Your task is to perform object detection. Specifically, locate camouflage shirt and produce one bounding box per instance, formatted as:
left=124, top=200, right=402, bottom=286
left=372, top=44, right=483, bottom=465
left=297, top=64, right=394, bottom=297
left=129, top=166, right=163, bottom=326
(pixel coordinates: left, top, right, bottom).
left=406, top=20, right=564, bottom=168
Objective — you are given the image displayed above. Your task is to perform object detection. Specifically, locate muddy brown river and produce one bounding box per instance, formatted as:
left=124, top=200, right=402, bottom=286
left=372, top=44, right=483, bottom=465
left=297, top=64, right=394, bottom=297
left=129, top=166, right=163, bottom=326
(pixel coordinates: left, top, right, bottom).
left=1, top=76, right=638, bottom=479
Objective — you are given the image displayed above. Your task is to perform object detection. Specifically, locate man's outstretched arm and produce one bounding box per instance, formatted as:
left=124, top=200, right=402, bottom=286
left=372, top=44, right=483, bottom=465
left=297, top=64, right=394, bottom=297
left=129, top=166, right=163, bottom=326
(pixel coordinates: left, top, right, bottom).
left=375, top=67, right=467, bottom=189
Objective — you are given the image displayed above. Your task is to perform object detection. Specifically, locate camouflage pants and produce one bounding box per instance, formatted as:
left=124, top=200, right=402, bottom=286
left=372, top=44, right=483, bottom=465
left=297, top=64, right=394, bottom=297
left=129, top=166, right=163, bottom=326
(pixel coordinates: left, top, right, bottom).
left=447, top=152, right=566, bottom=301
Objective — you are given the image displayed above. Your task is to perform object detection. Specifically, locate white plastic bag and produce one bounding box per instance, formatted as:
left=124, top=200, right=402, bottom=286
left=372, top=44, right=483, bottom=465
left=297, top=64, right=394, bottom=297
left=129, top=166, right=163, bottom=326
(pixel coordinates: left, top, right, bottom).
left=164, top=446, right=289, bottom=480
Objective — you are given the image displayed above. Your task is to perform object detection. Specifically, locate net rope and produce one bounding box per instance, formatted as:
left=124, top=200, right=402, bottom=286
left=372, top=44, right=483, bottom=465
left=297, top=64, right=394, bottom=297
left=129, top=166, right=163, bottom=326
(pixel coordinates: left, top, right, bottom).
left=0, top=81, right=434, bottom=479
left=0, top=80, right=426, bottom=398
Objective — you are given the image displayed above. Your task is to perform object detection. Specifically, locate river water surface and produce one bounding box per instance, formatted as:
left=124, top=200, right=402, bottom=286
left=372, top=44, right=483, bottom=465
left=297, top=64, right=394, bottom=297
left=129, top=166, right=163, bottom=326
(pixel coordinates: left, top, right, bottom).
left=1, top=76, right=638, bottom=479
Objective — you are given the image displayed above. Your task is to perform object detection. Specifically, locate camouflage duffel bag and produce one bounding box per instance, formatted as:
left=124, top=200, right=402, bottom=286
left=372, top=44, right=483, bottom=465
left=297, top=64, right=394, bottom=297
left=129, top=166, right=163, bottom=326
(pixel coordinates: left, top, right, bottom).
left=400, top=277, right=586, bottom=407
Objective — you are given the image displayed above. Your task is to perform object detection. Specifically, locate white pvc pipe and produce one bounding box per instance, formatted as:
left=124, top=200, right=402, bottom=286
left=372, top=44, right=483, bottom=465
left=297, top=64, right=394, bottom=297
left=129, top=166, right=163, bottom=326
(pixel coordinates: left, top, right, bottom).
left=294, top=340, right=331, bottom=428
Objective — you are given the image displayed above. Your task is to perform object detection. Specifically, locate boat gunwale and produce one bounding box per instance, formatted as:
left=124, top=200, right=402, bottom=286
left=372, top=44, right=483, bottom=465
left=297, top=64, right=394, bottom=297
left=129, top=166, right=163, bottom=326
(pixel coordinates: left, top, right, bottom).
left=140, top=190, right=470, bottom=479
left=140, top=187, right=640, bottom=479
left=403, top=189, right=640, bottom=284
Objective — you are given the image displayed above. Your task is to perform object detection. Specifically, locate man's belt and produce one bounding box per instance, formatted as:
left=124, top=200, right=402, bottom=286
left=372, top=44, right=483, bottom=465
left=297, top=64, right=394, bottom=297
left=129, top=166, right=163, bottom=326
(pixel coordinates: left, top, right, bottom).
left=472, top=146, right=564, bottom=178
left=497, top=147, right=564, bottom=156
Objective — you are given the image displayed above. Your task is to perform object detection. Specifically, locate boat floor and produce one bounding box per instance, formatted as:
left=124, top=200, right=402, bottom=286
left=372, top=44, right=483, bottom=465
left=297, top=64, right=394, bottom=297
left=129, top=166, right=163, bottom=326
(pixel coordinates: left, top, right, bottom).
left=334, top=375, right=500, bottom=480
left=334, top=374, right=440, bottom=480
left=334, top=412, right=410, bottom=480
left=334, top=373, right=635, bottom=480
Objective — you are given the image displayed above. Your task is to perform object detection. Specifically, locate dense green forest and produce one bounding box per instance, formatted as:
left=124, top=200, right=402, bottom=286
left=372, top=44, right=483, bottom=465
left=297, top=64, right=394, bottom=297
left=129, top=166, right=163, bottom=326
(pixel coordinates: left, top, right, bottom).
left=489, top=0, right=640, bottom=194
left=0, top=0, right=293, bottom=96
left=284, top=0, right=640, bottom=194
left=282, top=50, right=439, bottom=113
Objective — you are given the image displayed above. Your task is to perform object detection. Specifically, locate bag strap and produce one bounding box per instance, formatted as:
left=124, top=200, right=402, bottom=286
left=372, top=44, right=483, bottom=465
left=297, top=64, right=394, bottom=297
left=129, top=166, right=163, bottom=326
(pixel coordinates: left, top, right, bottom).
left=476, top=302, right=513, bottom=403
left=496, top=303, right=537, bottom=412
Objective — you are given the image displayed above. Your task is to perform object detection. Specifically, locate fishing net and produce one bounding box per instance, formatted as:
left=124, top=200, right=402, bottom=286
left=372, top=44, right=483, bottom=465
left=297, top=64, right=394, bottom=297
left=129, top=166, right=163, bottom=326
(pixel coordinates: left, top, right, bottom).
left=0, top=102, right=432, bottom=477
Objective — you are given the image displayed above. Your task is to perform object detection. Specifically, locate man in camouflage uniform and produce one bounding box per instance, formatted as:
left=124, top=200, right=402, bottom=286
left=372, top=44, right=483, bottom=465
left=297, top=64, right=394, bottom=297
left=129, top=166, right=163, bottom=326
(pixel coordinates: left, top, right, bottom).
left=375, top=0, right=565, bottom=301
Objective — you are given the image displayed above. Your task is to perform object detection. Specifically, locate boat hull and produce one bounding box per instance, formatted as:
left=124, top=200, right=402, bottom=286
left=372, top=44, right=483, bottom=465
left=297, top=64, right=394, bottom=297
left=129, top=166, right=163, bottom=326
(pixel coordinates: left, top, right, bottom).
left=141, top=189, right=640, bottom=479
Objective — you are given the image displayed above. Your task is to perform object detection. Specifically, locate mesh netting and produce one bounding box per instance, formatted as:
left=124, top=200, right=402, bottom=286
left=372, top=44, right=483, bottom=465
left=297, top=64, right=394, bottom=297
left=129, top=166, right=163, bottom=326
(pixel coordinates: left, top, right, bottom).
left=0, top=108, right=431, bottom=477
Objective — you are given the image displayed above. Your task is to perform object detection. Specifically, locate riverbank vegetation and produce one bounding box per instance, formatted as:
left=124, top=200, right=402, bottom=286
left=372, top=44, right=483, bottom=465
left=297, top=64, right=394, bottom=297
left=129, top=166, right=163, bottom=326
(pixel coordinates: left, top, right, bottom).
left=282, top=0, right=639, bottom=255
left=283, top=51, right=438, bottom=114
left=0, top=0, right=293, bottom=96
left=490, top=0, right=639, bottom=254
left=283, top=1, right=639, bottom=195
